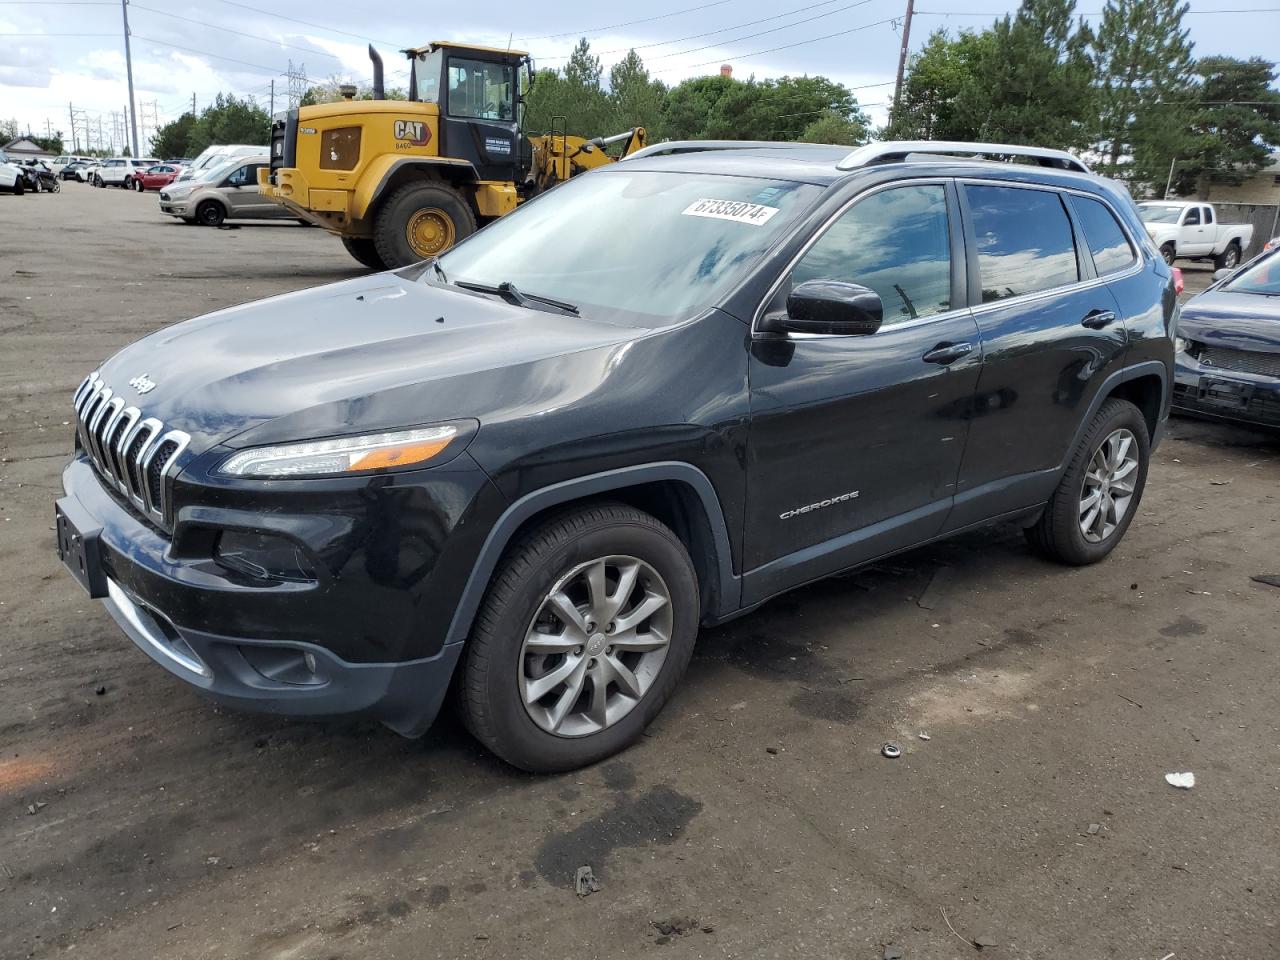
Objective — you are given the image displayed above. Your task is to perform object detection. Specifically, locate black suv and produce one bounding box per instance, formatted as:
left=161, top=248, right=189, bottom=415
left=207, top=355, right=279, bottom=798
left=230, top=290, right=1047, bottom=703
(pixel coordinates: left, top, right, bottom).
left=55, top=140, right=1176, bottom=771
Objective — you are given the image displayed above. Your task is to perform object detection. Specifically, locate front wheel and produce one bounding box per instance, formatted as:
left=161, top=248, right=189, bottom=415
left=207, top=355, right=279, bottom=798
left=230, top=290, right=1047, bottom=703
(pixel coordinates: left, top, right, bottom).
left=373, top=180, right=476, bottom=268
left=133, top=178, right=145, bottom=192
left=196, top=200, right=225, bottom=226
left=458, top=503, right=699, bottom=772
left=341, top=236, right=387, bottom=270
left=1025, top=398, right=1150, bottom=566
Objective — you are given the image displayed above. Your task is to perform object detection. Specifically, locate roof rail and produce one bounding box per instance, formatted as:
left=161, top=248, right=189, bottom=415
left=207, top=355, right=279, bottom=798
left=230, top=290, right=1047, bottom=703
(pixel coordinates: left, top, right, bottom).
left=621, top=140, right=824, bottom=162
left=837, top=140, right=1092, bottom=174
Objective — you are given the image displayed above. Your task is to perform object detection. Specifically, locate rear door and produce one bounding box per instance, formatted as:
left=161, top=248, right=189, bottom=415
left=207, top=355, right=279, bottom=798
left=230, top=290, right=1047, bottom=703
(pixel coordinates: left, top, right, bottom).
left=946, top=181, right=1130, bottom=530
left=743, top=180, right=981, bottom=602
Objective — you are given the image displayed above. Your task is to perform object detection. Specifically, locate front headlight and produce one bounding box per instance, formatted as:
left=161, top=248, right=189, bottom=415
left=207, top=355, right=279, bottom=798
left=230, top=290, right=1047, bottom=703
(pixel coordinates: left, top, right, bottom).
left=1174, top=337, right=1190, bottom=353
left=219, top=425, right=458, bottom=478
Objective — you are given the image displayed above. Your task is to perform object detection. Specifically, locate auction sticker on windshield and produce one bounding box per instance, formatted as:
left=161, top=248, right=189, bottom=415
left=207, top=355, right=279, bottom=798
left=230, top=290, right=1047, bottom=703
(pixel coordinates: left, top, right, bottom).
left=681, top=198, right=780, bottom=226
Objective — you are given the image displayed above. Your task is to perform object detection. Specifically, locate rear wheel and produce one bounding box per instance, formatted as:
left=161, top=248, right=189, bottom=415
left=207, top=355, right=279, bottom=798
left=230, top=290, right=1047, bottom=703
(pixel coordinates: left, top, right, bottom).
left=1214, top=242, right=1241, bottom=270
left=1159, top=243, right=1175, bottom=265
left=373, top=180, right=476, bottom=268
left=341, top=237, right=387, bottom=270
left=458, top=503, right=699, bottom=772
left=196, top=200, right=225, bottom=226
left=1025, top=398, right=1150, bottom=566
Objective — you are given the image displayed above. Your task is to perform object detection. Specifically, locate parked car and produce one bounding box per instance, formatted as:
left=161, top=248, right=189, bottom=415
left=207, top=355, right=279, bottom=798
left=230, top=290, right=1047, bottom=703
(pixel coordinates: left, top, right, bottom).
left=133, top=163, right=183, bottom=192
left=174, top=144, right=265, bottom=183
left=158, top=156, right=287, bottom=225
left=0, top=151, right=23, bottom=194
left=49, top=154, right=93, bottom=177
left=91, top=157, right=161, bottom=188
left=56, top=140, right=1176, bottom=771
left=1137, top=201, right=1254, bottom=269
left=18, top=159, right=60, bottom=192
left=76, top=161, right=100, bottom=183
left=61, top=160, right=90, bottom=181
left=1264, top=236, right=1279, bottom=253
left=1173, top=246, right=1280, bottom=430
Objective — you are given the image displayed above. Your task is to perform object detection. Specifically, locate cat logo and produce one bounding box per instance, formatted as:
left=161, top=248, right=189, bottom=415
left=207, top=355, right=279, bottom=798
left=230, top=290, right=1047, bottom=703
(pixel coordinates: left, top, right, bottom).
left=393, top=120, right=431, bottom=147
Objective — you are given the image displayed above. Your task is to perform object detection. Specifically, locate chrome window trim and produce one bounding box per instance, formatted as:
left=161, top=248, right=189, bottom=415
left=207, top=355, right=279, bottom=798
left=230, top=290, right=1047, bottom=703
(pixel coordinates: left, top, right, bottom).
left=750, top=177, right=967, bottom=339
left=957, top=178, right=1145, bottom=317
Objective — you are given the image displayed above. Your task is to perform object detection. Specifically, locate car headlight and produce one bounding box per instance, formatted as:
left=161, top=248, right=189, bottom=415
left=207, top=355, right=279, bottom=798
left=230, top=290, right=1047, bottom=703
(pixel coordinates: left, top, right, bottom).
left=219, top=425, right=458, bottom=478
left=1174, top=337, right=1189, bottom=353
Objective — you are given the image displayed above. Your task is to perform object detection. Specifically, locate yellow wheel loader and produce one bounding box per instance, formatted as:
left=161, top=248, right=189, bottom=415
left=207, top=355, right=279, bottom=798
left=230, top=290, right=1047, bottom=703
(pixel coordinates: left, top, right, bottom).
left=258, top=42, right=647, bottom=269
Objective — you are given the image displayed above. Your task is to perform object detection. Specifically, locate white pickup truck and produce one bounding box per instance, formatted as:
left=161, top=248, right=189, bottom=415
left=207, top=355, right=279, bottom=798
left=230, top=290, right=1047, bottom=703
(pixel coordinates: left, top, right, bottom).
left=1137, top=201, right=1254, bottom=270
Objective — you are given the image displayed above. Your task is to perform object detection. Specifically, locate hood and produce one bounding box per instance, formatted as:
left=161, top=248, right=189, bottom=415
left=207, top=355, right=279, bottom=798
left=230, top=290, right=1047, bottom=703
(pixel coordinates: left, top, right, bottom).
left=95, top=271, right=642, bottom=452
left=1179, top=290, right=1280, bottom=355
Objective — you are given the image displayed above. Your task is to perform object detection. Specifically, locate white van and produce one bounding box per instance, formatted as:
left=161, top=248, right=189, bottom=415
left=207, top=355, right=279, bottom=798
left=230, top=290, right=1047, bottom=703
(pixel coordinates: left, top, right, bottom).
left=175, top=144, right=266, bottom=182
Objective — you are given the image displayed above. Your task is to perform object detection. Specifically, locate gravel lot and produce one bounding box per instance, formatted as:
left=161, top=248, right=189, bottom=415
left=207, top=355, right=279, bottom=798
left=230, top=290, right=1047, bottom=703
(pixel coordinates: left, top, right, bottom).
left=2, top=185, right=1278, bottom=960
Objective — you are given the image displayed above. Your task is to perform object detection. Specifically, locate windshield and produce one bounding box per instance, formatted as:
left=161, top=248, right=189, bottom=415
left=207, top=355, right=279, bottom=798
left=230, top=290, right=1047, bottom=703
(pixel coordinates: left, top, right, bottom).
left=413, top=49, right=443, bottom=104
left=447, top=58, right=514, bottom=121
left=1223, top=250, right=1280, bottom=296
left=431, top=171, right=821, bottom=325
left=1139, top=204, right=1185, bottom=224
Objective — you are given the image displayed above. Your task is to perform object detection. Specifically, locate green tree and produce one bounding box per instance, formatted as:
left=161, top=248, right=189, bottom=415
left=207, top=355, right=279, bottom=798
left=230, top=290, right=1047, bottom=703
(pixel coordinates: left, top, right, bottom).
left=187, top=94, right=270, bottom=156
left=883, top=29, right=994, bottom=140
left=660, top=75, right=743, bottom=139
left=798, top=109, right=868, bottom=145
left=301, top=80, right=407, bottom=105
left=523, top=39, right=614, bottom=135
left=962, top=0, right=1097, bottom=149
left=1091, top=0, right=1196, bottom=184
left=1174, top=57, right=1280, bottom=196
left=608, top=50, right=666, bottom=136
left=150, top=111, right=197, bottom=158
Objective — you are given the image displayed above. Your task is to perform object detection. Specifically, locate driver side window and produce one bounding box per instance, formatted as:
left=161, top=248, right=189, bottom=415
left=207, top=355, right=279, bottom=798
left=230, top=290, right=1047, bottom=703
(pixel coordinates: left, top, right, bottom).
left=1184, top=208, right=1200, bottom=226
left=225, top=165, right=249, bottom=187
left=789, top=184, right=953, bottom=326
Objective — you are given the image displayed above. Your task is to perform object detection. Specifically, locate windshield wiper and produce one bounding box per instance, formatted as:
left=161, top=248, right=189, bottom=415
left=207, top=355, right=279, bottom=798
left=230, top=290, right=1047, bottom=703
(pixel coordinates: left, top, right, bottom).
left=454, top=280, right=579, bottom=316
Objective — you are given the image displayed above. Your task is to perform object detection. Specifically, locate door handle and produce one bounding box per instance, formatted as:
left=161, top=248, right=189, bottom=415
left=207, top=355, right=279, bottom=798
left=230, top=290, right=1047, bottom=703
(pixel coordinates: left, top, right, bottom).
left=1081, top=309, right=1117, bottom=329
left=922, top=341, right=973, bottom=364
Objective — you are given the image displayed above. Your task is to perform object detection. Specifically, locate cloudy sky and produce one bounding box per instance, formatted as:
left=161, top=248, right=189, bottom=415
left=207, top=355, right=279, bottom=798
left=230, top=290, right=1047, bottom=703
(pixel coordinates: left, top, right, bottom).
left=1, top=0, right=1277, bottom=153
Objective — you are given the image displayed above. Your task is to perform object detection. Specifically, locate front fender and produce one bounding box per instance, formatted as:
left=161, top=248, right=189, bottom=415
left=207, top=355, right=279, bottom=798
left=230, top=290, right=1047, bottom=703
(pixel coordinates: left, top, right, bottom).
left=352, top=156, right=478, bottom=222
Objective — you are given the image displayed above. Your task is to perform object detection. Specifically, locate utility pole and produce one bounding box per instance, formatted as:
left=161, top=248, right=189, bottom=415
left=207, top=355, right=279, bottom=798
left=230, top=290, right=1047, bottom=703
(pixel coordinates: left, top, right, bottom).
left=893, top=0, right=915, bottom=113
left=191, top=92, right=196, bottom=116
left=120, top=0, right=139, bottom=157
left=269, top=78, right=275, bottom=116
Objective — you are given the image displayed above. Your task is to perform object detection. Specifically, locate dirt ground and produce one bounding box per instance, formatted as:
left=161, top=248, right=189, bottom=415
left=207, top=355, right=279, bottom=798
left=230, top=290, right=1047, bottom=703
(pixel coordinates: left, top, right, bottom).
left=2, top=185, right=1278, bottom=960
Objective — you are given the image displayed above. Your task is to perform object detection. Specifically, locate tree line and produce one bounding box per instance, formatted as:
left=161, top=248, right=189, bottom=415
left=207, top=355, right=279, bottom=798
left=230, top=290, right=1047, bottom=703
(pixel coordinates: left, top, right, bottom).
left=150, top=94, right=271, bottom=159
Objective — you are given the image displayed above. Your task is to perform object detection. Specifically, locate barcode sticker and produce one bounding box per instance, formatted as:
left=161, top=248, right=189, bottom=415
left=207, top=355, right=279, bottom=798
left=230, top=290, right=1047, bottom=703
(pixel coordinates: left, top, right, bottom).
left=681, top=198, right=780, bottom=226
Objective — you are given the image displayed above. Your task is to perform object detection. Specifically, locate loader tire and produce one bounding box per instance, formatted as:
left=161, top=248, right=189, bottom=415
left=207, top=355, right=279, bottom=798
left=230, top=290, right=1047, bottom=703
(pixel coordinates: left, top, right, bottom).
left=342, top=236, right=387, bottom=271
left=373, top=180, right=475, bottom=268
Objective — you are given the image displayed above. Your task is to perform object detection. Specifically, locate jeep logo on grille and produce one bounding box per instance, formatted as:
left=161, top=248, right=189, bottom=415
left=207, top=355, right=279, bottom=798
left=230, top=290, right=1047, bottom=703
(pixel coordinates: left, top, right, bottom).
left=128, top=373, right=157, bottom=395
left=393, top=120, right=431, bottom=146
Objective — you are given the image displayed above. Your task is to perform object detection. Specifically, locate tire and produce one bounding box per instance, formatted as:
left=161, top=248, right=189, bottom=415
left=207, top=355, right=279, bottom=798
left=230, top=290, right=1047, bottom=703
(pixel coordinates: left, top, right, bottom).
left=1159, top=243, right=1175, bottom=265
left=1025, top=398, right=1150, bottom=566
left=196, top=200, right=225, bottom=227
left=93, top=175, right=102, bottom=188
left=12, top=177, right=23, bottom=196
left=133, top=178, right=145, bottom=193
left=1214, top=242, right=1241, bottom=270
left=458, top=502, right=699, bottom=772
left=50, top=179, right=60, bottom=193
left=373, top=180, right=476, bottom=269
left=342, top=236, right=387, bottom=270
left=123, top=176, right=133, bottom=189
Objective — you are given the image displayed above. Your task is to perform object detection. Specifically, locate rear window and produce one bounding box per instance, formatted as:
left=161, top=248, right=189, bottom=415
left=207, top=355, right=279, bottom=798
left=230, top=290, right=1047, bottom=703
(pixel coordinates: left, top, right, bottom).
left=1069, top=195, right=1136, bottom=276
left=966, top=185, right=1078, bottom=302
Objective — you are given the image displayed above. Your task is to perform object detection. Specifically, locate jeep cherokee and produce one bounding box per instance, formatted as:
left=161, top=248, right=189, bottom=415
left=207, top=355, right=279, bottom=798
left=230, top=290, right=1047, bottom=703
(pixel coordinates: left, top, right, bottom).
left=55, top=140, right=1176, bottom=772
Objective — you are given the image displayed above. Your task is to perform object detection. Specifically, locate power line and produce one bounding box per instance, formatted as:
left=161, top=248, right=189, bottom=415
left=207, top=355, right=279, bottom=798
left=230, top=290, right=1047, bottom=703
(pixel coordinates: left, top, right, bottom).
left=537, top=0, right=878, bottom=62
left=205, top=0, right=396, bottom=47
left=915, top=6, right=1280, bottom=13
left=129, top=3, right=343, bottom=60
left=654, top=14, right=900, bottom=73
left=520, top=0, right=735, bottom=41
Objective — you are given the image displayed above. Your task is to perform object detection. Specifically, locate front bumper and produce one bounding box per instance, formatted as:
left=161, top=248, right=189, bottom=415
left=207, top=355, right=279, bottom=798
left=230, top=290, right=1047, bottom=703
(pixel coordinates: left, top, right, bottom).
left=1173, top=351, right=1280, bottom=428
left=57, top=452, right=498, bottom=735
left=159, top=199, right=191, bottom=216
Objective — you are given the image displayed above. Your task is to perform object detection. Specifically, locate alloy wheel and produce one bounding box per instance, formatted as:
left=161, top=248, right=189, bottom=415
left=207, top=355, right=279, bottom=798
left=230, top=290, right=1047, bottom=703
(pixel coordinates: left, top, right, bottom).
left=519, top=555, right=673, bottom=738
left=1224, top=247, right=1239, bottom=267
left=1079, top=428, right=1139, bottom=543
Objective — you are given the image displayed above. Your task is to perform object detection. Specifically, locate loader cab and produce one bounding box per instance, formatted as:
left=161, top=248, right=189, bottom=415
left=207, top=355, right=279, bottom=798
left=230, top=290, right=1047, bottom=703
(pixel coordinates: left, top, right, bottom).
left=408, top=41, right=526, bottom=182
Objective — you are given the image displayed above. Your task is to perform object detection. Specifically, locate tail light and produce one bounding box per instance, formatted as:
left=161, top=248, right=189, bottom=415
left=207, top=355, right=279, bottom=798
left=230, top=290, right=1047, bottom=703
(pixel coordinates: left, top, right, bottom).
left=1172, top=267, right=1184, bottom=295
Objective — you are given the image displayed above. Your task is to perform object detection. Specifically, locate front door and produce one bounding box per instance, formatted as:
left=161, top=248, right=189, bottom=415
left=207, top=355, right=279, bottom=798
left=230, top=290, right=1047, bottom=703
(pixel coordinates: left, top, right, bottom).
left=947, top=181, right=1130, bottom=529
left=743, top=181, right=981, bottom=603
left=440, top=55, right=520, bottom=182
left=1179, top=205, right=1213, bottom=256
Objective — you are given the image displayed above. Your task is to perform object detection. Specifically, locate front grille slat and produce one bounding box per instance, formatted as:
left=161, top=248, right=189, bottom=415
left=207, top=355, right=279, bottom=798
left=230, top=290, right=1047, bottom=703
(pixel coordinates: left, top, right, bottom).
left=1199, top=346, right=1280, bottom=379
left=72, top=373, right=189, bottom=531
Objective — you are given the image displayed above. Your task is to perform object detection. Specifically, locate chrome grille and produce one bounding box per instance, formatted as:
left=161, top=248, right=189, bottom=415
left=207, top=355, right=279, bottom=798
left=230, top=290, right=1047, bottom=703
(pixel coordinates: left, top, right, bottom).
left=73, top=371, right=190, bottom=528
left=1198, top=346, right=1280, bottom=379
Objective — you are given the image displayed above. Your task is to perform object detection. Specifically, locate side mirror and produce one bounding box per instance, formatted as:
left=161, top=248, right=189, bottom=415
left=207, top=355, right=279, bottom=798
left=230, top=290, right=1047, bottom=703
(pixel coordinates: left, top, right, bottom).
left=762, top=280, right=884, bottom=336
left=1212, top=268, right=1233, bottom=282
